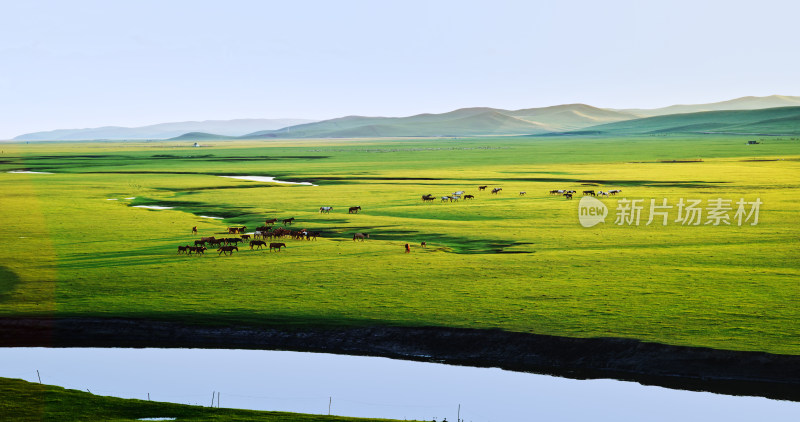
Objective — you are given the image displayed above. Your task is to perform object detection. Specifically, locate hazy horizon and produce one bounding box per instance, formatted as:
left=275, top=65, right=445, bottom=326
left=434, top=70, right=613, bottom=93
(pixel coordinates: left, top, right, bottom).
left=2, top=0, right=799, bottom=139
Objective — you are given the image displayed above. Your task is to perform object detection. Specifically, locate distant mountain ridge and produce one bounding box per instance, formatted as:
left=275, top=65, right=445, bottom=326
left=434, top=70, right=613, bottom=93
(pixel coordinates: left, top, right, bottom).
left=616, top=95, right=800, bottom=117
left=562, top=106, right=800, bottom=136
left=13, top=118, right=317, bottom=141
left=14, top=95, right=800, bottom=140
left=236, top=104, right=637, bottom=139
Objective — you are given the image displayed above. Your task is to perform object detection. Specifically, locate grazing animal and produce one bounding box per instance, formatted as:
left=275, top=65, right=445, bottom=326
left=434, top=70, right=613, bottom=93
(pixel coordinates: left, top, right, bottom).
left=265, top=218, right=278, bottom=226
left=491, top=188, right=502, bottom=194
left=283, top=217, right=295, bottom=225
left=240, top=234, right=251, bottom=241
left=519, top=191, right=526, bottom=196
left=608, top=189, right=621, bottom=196
left=549, top=189, right=560, bottom=195
left=564, top=193, right=573, bottom=200
left=583, top=190, right=596, bottom=196
left=405, top=243, right=410, bottom=253
left=598, top=191, right=609, bottom=197
left=353, top=233, right=369, bottom=241
left=217, top=245, right=238, bottom=255
left=178, top=245, right=191, bottom=254
left=194, top=240, right=206, bottom=246
left=269, top=242, right=286, bottom=252
left=200, top=236, right=215, bottom=242
left=464, top=194, right=474, bottom=200
left=319, top=206, right=333, bottom=213
left=441, top=196, right=450, bottom=202
left=308, top=231, right=321, bottom=240
left=421, top=241, right=426, bottom=248
left=478, top=185, right=488, bottom=191
left=454, top=191, right=465, bottom=195
left=422, top=194, right=435, bottom=202
left=191, top=226, right=197, bottom=234
left=250, top=240, right=267, bottom=250
left=227, top=227, right=245, bottom=234
left=450, top=195, right=460, bottom=202
left=348, top=206, right=361, bottom=214
left=190, top=246, right=207, bottom=255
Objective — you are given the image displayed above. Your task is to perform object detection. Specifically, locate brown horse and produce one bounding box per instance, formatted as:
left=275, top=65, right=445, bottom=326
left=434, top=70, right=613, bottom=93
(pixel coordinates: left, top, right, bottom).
left=348, top=206, right=361, bottom=214
left=191, top=226, right=197, bottom=234
left=250, top=240, right=267, bottom=250
left=478, top=185, right=488, bottom=191
left=283, top=217, right=295, bottom=226
left=491, top=188, right=502, bottom=194
left=269, top=242, right=286, bottom=252
left=217, top=245, right=238, bottom=255
left=353, top=233, right=369, bottom=241
left=177, top=245, right=191, bottom=254
left=265, top=218, right=278, bottom=226
left=190, top=246, right=207, bottom=254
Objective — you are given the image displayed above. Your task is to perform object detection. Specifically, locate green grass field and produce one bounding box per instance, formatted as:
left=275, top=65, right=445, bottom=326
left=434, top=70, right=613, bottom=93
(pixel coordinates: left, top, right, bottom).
left=1, top=135, right=798, bottom=354
left=0, top=377, right=406, bottom=422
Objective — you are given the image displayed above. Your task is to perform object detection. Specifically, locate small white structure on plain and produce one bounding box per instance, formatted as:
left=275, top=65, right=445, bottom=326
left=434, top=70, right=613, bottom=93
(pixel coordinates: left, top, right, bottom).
left=193, top=142, right=200, bottom=147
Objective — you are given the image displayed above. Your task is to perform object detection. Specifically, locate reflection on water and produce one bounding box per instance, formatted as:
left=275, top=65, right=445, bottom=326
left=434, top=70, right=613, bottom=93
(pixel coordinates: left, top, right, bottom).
left=1, top=348, right=798, bottom=422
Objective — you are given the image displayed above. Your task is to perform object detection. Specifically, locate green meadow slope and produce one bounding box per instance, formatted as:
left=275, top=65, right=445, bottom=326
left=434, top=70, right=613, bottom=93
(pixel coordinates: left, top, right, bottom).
left=0, top=377, right=402, bottom=422
left=570, top=106, right=800, bottom=135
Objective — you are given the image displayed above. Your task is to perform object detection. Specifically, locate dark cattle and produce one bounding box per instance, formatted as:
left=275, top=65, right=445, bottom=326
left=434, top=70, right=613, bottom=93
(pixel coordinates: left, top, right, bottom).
left=283, top=217, right=295, bottom=225
left=353, top=233, right=369, bottom=241
left=478, top=185, right=488, bottom=191
left=564, top=193, right=573, bottom=200
left=464, top=194, right=474, bottom=200
left=269, top=242, right=286, bottom=252
left=348, top=206, right=361, bottom=214
left=217, top=245, right=238, bottom=255
left=250, top=240, right=267, bottom=250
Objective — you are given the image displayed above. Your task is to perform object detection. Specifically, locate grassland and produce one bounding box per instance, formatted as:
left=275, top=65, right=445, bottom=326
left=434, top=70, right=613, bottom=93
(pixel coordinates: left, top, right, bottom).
left=0, top=135, right=798, bottom=355
left=0, top=377, right=406, bottom=422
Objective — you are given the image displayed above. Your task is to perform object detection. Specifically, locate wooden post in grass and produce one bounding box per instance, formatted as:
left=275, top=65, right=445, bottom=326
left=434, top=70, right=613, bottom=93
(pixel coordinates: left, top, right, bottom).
left=36, top=370, right=41, bottom=384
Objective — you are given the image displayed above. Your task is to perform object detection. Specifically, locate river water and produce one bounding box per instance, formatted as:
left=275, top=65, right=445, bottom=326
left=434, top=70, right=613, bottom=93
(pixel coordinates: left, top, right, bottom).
left=1, top=348, right=797, bottom=422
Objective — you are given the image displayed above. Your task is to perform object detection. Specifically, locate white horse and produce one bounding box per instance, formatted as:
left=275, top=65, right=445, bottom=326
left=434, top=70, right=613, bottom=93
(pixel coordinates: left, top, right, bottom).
left=319, top=206, right=333, bottom=213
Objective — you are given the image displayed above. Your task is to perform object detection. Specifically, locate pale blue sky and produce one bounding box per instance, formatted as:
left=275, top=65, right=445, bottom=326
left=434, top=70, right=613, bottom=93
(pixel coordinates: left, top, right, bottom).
left=1, top=0, right=798, bottom=138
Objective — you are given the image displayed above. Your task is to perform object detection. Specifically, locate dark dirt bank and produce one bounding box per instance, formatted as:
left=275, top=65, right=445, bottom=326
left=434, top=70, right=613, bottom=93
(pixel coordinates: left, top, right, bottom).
left=1, top=317, right=799, bottom=402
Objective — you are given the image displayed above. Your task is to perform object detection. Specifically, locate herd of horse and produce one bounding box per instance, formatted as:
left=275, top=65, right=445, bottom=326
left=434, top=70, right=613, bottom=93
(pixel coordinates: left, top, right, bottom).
left=178, top=184, right=624, bottom=256
left=550, top=188, right=622, bottom=200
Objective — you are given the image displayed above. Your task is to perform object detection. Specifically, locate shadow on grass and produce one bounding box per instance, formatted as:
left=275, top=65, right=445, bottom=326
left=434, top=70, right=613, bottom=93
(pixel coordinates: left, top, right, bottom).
left=327, top=226, right=534, bottom=254
left=0, top=266, right=20, bottom=303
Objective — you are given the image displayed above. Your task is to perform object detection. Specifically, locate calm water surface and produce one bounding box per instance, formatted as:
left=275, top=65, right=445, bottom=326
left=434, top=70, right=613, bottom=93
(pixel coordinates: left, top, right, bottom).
left=1, top=348, right=798, bottom=422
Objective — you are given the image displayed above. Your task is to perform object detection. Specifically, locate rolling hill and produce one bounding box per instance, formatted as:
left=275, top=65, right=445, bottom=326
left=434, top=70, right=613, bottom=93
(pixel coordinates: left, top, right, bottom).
left=14, top=118, right=316, bottom=141
left=237, top=104, right=636, bottom=139
left=564, top=106, right=800, bottom=136
left=617, top=95, right=800, bottom=117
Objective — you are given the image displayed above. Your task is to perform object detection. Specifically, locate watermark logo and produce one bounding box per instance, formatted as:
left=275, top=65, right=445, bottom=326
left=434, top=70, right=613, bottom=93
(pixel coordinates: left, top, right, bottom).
left=578, top=196, right=608, bottom=227
left=577, top=197, right=762, bottom=227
